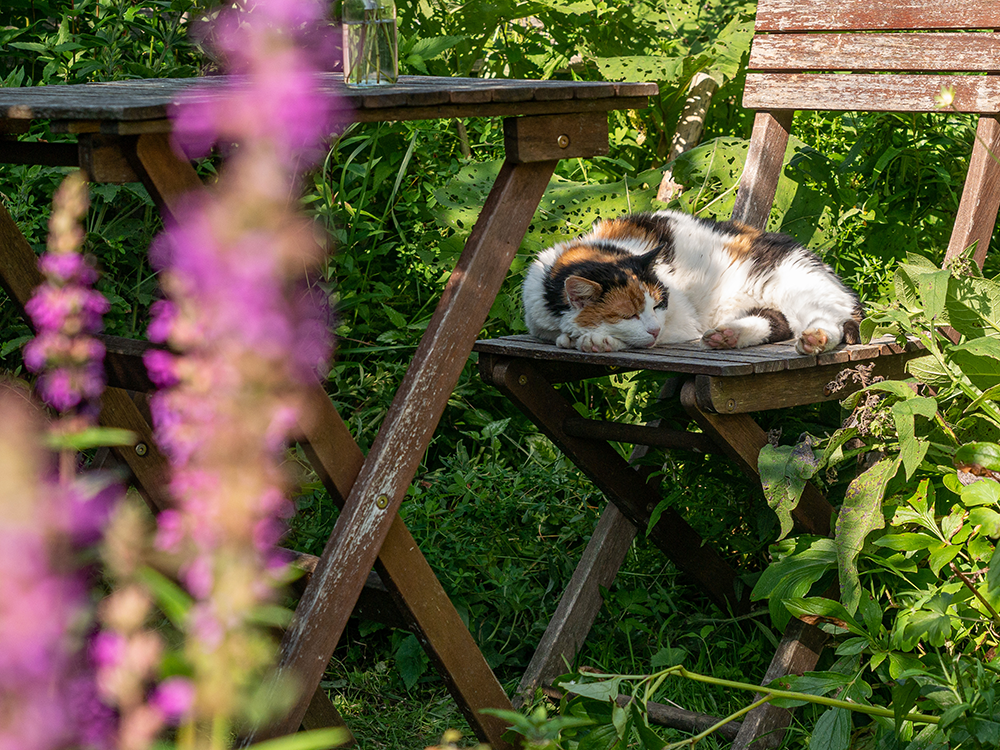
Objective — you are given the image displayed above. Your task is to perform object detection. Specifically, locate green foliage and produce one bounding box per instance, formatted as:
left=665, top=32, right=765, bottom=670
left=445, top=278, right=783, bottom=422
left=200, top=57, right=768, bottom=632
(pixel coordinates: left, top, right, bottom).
left=751, top=256, right=1000, bottom=748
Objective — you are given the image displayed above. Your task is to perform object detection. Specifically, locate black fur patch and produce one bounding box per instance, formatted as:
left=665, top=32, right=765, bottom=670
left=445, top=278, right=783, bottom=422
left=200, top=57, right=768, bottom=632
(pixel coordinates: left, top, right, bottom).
left=747, top=306, right=793, bottom=343
left=544, top=248, right=660, bottom=313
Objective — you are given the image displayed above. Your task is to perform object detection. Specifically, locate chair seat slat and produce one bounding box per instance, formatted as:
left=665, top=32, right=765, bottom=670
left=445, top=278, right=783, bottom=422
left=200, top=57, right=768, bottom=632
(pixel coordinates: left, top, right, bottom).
left=755, top=0, right=1000, bottom=32
left=749, top=33, right=1000, bottom=73
left=744, top=73, right=1000, bottom=113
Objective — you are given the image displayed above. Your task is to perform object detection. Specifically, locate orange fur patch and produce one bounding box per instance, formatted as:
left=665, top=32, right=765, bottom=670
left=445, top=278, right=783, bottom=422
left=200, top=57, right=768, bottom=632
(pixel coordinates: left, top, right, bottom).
left=592, top=219, right=658, bottom=251
left=551, top=243, right=621, bottom=273
left=724, top=225, right=761, bottom=262
left=575, top=281, right=646, bottom=328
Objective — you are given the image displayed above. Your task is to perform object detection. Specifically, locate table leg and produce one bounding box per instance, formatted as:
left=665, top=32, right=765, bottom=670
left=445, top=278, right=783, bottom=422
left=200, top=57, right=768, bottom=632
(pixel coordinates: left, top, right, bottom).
left=249, top=157, right=557, bottom=743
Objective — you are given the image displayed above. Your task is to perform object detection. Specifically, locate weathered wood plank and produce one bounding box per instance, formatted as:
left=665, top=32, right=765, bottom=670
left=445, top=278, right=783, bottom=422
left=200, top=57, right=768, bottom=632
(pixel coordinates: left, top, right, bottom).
left=754, top=0, right=1000, bottom=32
left=749, top=33, right=1000, bottom=73
left=945, top=115, right=1000, bottom=268
left=0, top=76, right=657, bottom=124
left=744, top=73, right=1000, bottom=113
left=732, top=111, right=793, bottom=229
left=503, top=112, right=609, bottom=163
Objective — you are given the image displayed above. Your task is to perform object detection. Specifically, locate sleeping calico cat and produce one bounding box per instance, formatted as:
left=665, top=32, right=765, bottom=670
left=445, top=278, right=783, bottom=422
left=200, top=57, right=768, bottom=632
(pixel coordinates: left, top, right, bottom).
left=522, top=210, right=863, bottom=355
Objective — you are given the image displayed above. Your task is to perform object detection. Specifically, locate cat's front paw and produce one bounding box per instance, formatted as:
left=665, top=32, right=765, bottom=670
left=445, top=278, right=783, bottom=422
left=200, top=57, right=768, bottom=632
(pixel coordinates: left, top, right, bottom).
left=556, top=333, right=576, bottom=349
left=577, top=332, right=627, bottom=353
left=796, top=328, right=834, bottom=354
left=702, top=328, right=739, bottom=350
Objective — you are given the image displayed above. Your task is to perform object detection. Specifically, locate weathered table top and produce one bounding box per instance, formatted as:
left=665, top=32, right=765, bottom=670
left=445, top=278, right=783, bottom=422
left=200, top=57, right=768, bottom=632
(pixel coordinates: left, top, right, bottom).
left=0, top=75, right=658, bottom=131
left=474, top=333, right=923, bottom=377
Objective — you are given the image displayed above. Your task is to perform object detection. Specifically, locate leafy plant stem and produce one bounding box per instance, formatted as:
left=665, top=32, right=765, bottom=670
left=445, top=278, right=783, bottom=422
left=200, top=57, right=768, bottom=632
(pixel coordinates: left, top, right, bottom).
left=664, top=695, right=774, bottom=749
left=659, top=666, right=941, bottom=724
left=950, top=562, right=1000, bottom=629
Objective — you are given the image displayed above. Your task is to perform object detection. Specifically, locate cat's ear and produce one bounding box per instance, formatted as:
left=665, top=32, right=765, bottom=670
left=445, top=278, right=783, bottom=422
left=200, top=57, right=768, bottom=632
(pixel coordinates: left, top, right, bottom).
left=564, top=275, right=602, bottom=309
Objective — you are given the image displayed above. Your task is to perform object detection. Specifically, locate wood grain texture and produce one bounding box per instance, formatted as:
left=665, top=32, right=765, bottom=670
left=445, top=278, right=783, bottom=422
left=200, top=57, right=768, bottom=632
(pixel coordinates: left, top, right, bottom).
left=292, top=385, right=515, bottom=748
left=0, top=199, right=44, bottom=308
left=503, top=112, right=609, bottom=163
left=744, top=73, right=1000, bottom=113
left=945, top=115, right=1000, bottom=268
left=754, top=0, right=1000, bottom=32
left=749, top=33, right=1000, bottom=73
left=0, top=75, right=657, bottom=124
left=255, top=160, right=559, bottom=743
left=732, top=111, right=793, bottom=229
left=78, top=134, right=139, bottom=183
left=129, top=132, right=204, bottom=220
left=731, top=618, right=827, bottom=750
left=482, top=355, right=745, bottom=610
left=680, top=380, right=833, bottom=538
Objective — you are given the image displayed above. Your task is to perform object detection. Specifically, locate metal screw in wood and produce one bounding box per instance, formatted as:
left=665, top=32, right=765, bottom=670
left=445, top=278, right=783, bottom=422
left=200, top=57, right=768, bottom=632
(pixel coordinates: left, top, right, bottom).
left=135, top=442, right=148, bottom=456
left=557, top=134, right=570, bottom=148
left=518, top=374, right=528, bottom=386
left=726, top=398, right=737, bottom=412
left=375, top=494, right=389, bottom=509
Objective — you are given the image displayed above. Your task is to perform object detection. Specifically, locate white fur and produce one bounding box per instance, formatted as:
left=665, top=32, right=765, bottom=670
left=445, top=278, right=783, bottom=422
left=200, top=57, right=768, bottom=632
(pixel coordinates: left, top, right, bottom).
left=523, top=209, right=859, bottom=354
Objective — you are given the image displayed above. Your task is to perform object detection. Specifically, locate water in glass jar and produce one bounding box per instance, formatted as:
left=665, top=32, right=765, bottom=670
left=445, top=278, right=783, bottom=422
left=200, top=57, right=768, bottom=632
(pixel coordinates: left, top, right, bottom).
left=342, top=18, right=398, bottom=86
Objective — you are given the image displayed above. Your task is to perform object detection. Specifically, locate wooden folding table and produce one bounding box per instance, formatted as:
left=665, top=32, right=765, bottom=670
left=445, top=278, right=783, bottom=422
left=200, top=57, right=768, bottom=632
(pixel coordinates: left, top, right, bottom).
left=0, top=75, right=657, bottom=747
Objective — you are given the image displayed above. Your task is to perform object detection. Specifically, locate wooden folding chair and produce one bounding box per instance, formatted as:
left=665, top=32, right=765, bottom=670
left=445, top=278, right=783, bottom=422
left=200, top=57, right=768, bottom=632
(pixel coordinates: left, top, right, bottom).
left=474, top=1, right=1000, bottom=746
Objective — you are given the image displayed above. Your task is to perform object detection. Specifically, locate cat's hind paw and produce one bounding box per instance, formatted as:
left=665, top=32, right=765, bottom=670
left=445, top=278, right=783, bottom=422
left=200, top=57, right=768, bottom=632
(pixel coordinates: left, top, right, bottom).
left=796, top=328, right=834, bottom=354
left=702, top=327, right=739, bottom=350
left=577, top=332, right=627, bottom=353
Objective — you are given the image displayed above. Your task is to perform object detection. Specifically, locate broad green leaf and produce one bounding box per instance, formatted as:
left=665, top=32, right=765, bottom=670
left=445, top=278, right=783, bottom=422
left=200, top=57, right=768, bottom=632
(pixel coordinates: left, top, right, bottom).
left=559, top=677, right=622, bottom=703
left=906, top=354, right=954, bottom=388
left=927, top=543, right=961, bottom=576
left=970, top=507, right=1000, bottom=537
left=768, top=671, right=852, bottom=709
left=874, top=532, right=938, bottom=552
left=395, top=634, right=429, bottom=689
left=811, top=708, right=852, bottom=750
left=892, top=396, right=936, bottom=480
left=989, top=545, right=1000, bottom=592
left=594, top=54, right=707, bottom=86
left=836, top=457, right=901, bottom=614
left=899, top=609, right=953, bottom=648
left=577, top=722, right=622, bottom=750
left=751, top=537, right=837, bottom=629
left=758, top=440, right=819, bottom=540
left=893, top=680, right=922, bottom=735
left=629, top=702, right=666, bottom=750
left=950, top=338, right=1000, bottom=391
left=955, top=442, right=1000, bottom=472
left=888, top=651, right=925, bottom=679
left=784, top=597, right=864, bottom=635
left=962, top=478, right=1000, bottom=507
left=946, top=274, right=1000, bottom=339
left=704, top=13, right=754, bottom=83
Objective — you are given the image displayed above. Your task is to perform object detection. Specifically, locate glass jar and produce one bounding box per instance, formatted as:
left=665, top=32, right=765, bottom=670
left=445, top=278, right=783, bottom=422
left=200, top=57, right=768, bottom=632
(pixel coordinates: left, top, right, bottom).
left=342, top=0, right=398, bottom=87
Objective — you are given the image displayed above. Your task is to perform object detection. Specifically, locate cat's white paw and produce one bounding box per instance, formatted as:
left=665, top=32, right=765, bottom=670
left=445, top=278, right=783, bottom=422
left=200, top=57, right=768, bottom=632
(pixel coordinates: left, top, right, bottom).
left=577, top=332, right=627, bottom=353
left=702, top=327, right=739, bottom=350
left=556, top=334, right=576, bottom=349
left=796, top=327, right=834, bottom=354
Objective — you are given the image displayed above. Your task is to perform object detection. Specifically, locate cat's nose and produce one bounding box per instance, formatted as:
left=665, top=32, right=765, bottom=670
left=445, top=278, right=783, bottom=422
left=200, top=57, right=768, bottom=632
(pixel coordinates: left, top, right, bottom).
left=647, top=325, right=661, bottom=340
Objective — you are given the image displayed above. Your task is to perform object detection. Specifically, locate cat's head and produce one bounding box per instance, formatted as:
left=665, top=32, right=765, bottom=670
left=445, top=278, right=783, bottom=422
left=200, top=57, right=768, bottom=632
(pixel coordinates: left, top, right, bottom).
left=563, top=272, right=666, bottom=348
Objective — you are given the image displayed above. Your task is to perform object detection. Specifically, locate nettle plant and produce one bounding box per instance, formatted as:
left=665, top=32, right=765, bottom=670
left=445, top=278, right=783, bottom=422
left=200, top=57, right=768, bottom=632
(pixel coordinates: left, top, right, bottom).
left=752, top=252, right=1000, bottom=748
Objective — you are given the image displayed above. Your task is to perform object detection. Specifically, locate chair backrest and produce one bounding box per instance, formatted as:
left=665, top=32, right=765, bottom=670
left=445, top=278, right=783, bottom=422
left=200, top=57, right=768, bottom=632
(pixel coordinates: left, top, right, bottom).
left=732, top=0, right=1000, bottom=267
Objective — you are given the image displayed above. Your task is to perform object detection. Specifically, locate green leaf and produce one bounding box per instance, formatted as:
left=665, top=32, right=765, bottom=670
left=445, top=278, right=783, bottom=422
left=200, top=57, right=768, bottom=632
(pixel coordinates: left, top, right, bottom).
left=955, top=442, right=1000, bottom=472
left=629, top=702, right=666, bottom=750
left=962, top=479, right=1000, bottom=507
left=836, top=457, right=901, bottom=614
left=559, top=677, right=622, bottom=703
left=783, top=597, right=865, bottom=635
left=893, top=680, right=922, bottom=735
left=927, top=543, right=961, bottom=576
left=906, top=354, right=954, bottom=389
left=900, top=609, right=953, bottom=648
left=891, top=397, right=937, bottom=480
left=810, top=708, right=851, bottom=750
left=970, top=507, right=1000, bottom=537
left=951, top=337, right=1000, bottom=391
left=945, top=274, right=1000, bottom=339
left=246, top=728, right=349, bottom=750
left=750, top=537, right=837, bottom=629
left=395, top=634, right=429, bottom=689
left=874, top=532, right=938, bottom=552
left=759, top=439, right=820, bottom=540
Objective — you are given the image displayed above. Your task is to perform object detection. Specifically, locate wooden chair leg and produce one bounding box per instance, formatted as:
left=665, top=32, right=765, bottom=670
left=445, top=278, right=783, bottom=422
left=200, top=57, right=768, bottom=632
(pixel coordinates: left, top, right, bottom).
left=945, top=114, right=1000, bottom=269
left=731, top=618, right=827, bottom=750
left=679, top=379, right=833, bottom=537
left=514, top=378, right=687, bottom=706
left=480, top=355, right=746, bottom=612
left=515, top=501, right=636, bottom=707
